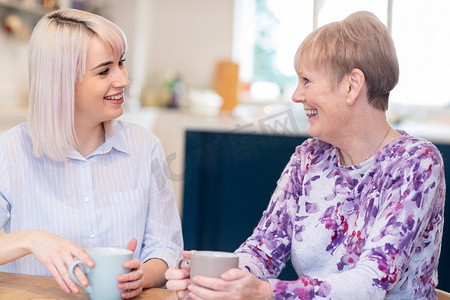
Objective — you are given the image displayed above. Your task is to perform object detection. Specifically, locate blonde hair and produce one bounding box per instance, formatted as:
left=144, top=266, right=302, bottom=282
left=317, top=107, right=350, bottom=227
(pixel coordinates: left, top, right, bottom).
left=295, top=11, right=399, bottom=111
left=28, top=9, right=127, bottom=161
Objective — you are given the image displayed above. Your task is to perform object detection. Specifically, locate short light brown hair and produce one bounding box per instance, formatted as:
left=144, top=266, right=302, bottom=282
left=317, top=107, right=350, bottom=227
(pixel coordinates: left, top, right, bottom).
left=295, top=11, right=399, bottom=111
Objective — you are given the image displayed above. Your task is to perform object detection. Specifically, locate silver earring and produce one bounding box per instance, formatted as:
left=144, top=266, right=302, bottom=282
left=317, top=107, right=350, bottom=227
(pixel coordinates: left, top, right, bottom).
left=347, top=99, right=351, bottom=104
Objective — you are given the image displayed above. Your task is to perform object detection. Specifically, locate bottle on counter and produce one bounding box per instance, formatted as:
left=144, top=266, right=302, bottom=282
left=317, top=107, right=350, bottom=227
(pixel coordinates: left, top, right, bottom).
left=167, top=74, right=186, bottom=109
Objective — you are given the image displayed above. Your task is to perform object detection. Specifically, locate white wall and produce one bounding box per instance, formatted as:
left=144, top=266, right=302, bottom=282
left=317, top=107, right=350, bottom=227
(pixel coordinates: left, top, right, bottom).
left=144, top=0, right=235, bottom=89
left=101, top=0, right=235, bottom=90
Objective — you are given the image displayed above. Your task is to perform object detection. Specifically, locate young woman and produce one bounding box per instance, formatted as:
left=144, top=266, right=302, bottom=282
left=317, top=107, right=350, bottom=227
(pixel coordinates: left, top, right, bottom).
left=0, top=9, right=183, bottom=299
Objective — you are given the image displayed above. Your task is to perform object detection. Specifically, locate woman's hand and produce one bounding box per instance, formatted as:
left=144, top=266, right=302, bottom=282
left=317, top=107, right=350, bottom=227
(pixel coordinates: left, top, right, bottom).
left=165, top=250, right=192, bottom=299
left=118, top=238, right=144, bottom=299
left=26, top=229, right=93, bottom=294
left=188, top=268, right=274, bottom=300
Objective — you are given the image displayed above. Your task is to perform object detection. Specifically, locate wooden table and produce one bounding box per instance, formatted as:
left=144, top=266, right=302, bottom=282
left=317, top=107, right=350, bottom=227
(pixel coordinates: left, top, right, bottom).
left=0, top=271, right=177, bottom=299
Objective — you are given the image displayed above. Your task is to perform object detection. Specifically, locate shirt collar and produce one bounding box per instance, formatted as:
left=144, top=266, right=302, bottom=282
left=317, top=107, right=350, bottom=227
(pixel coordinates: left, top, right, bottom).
left=100, top=128, right=129, bottom=154
left=67, top=121, right=130, bottom=160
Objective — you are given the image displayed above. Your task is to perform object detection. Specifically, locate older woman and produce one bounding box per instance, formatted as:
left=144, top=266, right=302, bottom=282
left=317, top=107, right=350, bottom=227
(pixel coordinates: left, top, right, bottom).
left=165, top=11, right=445, bottom=299
left=0, top=9, right=183, bottom=299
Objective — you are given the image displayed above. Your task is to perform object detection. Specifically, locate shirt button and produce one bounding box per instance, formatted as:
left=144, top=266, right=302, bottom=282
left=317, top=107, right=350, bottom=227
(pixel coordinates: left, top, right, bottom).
left=89, top=233, right=96, bottom=238
left=85, top=196, right=90, bottom=202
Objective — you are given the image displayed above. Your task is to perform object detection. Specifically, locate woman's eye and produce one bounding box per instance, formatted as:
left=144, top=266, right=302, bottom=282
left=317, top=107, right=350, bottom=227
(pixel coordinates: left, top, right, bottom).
left=99, top=68, right=109, bottom=76
left=303, top=77, right=311, bottom=84
left=119, top=58, right=126, bottom=66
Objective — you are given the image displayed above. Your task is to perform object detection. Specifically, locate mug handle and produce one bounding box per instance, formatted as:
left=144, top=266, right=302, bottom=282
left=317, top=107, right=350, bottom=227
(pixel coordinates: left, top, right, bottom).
left=178, top=258, right=190, bottom=269
left=67, top=259, right=92, bottom=294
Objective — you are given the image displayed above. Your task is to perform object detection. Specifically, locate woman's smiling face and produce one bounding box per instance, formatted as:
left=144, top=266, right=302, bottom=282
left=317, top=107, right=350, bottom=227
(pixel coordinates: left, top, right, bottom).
left=292, top=62, right=349, bottom=143
left=74, top=37, right=130, bottom=129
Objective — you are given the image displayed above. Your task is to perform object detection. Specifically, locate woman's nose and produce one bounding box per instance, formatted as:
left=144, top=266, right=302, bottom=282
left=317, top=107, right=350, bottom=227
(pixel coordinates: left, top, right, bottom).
left=291, top=85, right=305, bottom=103
left=114, top=68, right=130, bottom=88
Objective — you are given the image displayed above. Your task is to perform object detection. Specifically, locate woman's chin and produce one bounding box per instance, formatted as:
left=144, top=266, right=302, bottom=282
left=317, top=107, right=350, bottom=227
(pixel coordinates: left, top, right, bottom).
left=110, top=107, right=124, bottom=119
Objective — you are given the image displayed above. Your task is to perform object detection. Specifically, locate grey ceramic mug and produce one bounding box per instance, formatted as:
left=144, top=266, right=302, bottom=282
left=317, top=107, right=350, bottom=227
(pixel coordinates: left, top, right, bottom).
left=179, top=251, right=239, bottom=278
left=68, top=247, right=133, bottom=300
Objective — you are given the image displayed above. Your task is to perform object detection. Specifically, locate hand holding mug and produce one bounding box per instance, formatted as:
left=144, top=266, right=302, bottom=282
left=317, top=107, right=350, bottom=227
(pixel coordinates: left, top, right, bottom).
left=166, top=250, right=240, bottom=300
left=68, top=247, right=133, bottom=300
left=67, top=238, right=142, bottom=300
left=188, top=268, right=274, bottom=300
left=118, top=238, right=144, bottom=299
left=25, top=230, right=94, bottom=294
left=165, top=250, right=193, bottom=299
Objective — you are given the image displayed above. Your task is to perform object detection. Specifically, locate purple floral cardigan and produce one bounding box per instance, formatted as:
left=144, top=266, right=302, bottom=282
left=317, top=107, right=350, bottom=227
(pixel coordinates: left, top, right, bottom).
left=236, top=131, right=446, bottom=299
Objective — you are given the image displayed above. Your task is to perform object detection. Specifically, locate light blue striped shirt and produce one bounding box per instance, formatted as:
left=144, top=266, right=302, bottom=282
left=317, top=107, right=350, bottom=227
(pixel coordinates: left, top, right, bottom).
left=0, top=121, right=183, bottom=275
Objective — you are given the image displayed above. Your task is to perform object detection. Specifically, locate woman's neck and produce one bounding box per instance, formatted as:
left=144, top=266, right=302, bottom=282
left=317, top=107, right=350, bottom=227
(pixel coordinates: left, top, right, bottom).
left=337, top=110, right=400, bottom=166
left=75, top=122, right=105, bottom=157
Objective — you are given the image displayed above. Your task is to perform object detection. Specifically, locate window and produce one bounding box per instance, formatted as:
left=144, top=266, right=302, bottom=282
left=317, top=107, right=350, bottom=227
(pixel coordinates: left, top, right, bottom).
left=233, top=0, right=450, bottom=108
left=390, top=0, right=450, bottom=106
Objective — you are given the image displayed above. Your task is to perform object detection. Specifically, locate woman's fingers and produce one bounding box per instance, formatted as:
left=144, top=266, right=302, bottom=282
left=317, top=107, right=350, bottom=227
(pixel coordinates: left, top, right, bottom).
left=166, top=277, right=191, bottom=291
left=118, top=276, right=144, bottom=291
left=118, top=258, right=143, bottom=291
left=126, top=238, right=138, bottom=252
left=117, top=259, right=144, bottom=298
left=54, top=257, right=80, bottom=293
left=39, top=251, right=79, bottom=293
left=122, top=258, right=140, bottom=270
left=58, top=244, right=92, bottom=292
left=188, top=271, right=272, bottom=300
left=27, top=231, right=93, bottom=294
left=181, top=250, right=193, bottom=259
left=70, top=247, right=93, bottom=268
left=166, top=266, right=190, bottom=280
left=191, top=275, right=230, bottom=291
left=72, top=264, right=88, bottom=287
left=45, top=263, right=72, bottom=293
left=220, top=268, right=247, bottom=281
left=118, top=267, right=143, bottom=284
left=188, top=283, right=227, bottom=300
left=177, top=289, right=191, bottom=300
left=121, top=286, right=143, bottom=299
left=166, top=251, right=194, bottom=297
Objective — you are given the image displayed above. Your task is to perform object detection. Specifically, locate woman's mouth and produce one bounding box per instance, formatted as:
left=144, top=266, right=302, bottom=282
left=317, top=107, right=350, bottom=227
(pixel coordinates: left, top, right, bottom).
left=305, top=109, right=318, bottom=118
left=104, top=93, right=124, bottom=104
left=104, top=93, right=123, bottom=100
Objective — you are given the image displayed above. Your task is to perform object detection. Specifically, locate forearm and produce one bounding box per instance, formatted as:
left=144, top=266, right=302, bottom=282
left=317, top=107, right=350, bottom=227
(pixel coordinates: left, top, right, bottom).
left=0, top=230, right=34, bottom=265
left=142, top=258, right=169, bottom=288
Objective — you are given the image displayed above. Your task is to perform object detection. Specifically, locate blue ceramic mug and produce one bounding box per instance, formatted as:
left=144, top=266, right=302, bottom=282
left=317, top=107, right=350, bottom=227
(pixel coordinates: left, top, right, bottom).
left=68, top=247, right=133, bottom=300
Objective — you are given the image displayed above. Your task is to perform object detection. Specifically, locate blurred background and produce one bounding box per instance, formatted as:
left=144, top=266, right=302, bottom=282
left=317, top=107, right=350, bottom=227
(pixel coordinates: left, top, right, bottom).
left=2, top=0, right=450, bottom=110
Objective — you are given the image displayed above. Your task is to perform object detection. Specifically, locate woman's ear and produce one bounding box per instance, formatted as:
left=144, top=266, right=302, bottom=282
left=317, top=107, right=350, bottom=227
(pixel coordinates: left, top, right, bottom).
left=345, top=68, right=365, bottom=105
